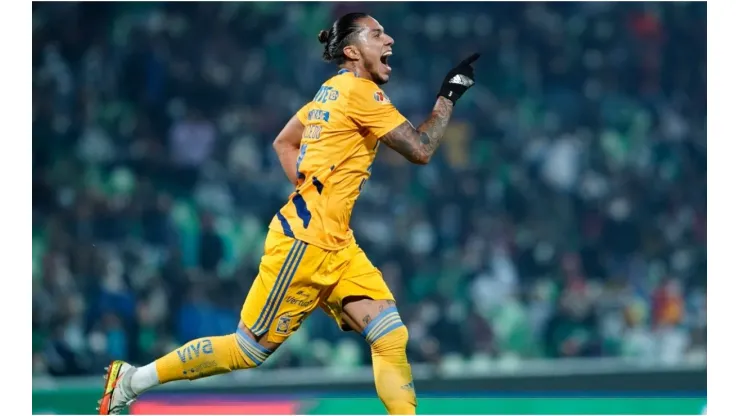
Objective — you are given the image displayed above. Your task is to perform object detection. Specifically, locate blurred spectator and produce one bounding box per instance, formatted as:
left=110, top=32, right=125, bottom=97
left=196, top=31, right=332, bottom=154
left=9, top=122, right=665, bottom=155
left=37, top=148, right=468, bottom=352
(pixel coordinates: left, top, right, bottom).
left=198, top=212, right=224, bottom=273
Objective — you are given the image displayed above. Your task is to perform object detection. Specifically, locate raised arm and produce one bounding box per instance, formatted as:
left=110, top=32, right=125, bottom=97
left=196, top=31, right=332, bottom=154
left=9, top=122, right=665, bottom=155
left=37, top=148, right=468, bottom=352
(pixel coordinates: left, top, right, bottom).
left=379, top=96, right=453, bottom=165
left=273, top=114, right=304, bottom=186
left=381, top=53, right=479, bottom=165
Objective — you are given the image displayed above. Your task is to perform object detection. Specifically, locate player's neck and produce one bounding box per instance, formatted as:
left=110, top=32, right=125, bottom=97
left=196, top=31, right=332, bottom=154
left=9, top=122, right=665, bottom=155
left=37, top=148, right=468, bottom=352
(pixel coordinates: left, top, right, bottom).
left=339, top=63, right=374, bottom=84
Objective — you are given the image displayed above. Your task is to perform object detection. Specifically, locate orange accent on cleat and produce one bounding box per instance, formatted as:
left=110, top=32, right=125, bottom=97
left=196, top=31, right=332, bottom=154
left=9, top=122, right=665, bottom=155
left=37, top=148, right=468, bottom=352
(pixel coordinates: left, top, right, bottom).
left=98, top=361, right=123, bottom=415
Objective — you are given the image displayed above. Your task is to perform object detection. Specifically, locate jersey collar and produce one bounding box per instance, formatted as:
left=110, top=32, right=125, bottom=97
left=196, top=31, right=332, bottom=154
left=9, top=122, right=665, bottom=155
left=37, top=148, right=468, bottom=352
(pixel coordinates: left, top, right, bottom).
left=338, top=68, right=357, bottom=77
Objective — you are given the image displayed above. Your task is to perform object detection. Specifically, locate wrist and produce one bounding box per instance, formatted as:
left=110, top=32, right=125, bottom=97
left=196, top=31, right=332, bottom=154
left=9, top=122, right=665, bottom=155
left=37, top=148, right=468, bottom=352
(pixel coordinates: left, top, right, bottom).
left=436, top=91, right=458, bottom=106
left=437, top=96, right=453, bottom=106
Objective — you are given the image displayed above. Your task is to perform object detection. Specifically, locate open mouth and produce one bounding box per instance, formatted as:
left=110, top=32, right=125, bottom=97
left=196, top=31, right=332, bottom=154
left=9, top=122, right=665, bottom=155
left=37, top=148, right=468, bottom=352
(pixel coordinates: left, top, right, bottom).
left=380, top=51, right=392, bottom=71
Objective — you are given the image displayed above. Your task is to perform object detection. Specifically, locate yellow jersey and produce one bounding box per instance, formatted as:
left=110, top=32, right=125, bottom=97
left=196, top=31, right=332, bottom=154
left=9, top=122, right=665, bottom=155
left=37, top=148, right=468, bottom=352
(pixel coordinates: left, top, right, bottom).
left=268, top=69, right=407, bottom=250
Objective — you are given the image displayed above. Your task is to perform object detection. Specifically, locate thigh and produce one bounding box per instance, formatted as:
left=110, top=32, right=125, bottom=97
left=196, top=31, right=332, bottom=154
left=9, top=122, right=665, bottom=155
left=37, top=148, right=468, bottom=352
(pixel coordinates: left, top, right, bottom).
left=341, top=298, right=398, bottom=335
left=241, top=231, right=328, bottom=344
left=321, top=244, right=396, bottom=332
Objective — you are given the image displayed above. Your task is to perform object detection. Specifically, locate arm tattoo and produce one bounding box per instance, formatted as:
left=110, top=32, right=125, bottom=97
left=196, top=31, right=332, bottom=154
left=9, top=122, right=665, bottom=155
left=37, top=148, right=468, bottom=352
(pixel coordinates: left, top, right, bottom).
left=380, top=97, right=454, bottom=164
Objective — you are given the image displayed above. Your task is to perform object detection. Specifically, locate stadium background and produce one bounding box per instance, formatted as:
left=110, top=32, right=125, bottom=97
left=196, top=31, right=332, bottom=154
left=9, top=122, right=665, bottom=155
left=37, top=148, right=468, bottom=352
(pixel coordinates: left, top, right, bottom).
left=32, top=2, right=706, bottom=414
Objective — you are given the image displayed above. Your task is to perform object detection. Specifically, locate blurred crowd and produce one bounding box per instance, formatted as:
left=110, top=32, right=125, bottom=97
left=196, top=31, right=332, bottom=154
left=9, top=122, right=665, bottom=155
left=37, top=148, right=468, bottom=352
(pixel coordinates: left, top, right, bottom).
left=32, top=2, right=706, bottom=377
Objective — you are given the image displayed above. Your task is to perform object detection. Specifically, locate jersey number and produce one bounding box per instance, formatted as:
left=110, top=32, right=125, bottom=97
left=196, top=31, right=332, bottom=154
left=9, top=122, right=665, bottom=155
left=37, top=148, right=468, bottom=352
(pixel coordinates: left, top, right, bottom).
left=296, top=143, right=308, bottom=180
left=295, top=143, right=325, bottom=194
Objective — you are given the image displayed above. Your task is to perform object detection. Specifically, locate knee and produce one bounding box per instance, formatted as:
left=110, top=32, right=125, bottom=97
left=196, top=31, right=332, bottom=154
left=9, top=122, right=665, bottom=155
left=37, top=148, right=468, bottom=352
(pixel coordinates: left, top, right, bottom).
left=365, top=309, right=408, bottom=353
left=234, top=327, right=273, bottom=368
left=371, top=324, right=408, bottom=352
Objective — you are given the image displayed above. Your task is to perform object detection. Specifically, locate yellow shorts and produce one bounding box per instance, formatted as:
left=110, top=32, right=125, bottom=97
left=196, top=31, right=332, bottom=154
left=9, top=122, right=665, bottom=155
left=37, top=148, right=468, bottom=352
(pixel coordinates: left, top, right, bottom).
left=241, top=230, right=394, bottom=343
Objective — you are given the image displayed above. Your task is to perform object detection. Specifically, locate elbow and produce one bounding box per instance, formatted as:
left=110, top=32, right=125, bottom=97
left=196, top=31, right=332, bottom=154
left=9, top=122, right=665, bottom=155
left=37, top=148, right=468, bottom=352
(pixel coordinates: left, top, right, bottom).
left=273, top=137, right=291, bottom=154
left=411, top=153, right=431, bottom=165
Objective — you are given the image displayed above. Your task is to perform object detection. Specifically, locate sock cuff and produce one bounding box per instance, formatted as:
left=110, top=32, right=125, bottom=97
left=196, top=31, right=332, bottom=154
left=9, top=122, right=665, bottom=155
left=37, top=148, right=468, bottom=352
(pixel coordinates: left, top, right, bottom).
left=236, top=327, right=272, bottom=365
left=362, top=307, right=404, bottom=344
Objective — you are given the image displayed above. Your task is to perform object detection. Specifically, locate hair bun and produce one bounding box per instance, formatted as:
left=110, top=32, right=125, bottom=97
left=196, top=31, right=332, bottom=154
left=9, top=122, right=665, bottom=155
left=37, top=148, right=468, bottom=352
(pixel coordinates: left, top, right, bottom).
left=318, top=29, right=330, bottom=44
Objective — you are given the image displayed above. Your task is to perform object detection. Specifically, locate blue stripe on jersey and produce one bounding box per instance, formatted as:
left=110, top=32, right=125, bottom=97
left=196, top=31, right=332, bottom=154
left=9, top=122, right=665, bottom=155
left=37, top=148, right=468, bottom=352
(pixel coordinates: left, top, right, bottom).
left=291, top=194, right=312, bottom=228
left=276, top=212, right=294, bottom=238
left=312, top=177, right=324, bottom=194
left=252, top=241, right=301, bottom=332
left=253, top=241, right=307, bottom=335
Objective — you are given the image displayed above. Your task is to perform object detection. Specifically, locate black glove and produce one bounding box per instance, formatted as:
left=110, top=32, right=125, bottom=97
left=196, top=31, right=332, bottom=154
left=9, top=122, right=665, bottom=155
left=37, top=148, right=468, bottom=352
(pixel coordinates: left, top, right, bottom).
left=437, top=53, right=480, bottom=105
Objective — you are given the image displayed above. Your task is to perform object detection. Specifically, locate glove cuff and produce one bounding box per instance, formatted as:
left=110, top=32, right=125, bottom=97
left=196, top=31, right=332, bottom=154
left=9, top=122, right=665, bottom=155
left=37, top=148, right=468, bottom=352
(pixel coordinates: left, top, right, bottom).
left=437, top=90, right=460, bottom=105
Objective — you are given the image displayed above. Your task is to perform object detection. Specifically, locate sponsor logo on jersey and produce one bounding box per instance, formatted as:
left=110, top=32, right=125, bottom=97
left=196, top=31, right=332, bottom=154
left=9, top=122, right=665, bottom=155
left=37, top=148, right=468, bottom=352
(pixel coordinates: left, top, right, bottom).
left=285, top=295, right=312, bottom=307
left=374, top=91, right=390, bottom=104
left=307, top=109, right=330, bottom=122
left=313, top=86, right=339, bottom=103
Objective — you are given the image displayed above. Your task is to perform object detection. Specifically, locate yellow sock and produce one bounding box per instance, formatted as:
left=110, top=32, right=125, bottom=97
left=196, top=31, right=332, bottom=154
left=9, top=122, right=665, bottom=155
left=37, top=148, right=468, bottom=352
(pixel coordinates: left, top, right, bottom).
left=363, top=307, right=417, bottom=415
left=155, top=327, right=271, bottom=383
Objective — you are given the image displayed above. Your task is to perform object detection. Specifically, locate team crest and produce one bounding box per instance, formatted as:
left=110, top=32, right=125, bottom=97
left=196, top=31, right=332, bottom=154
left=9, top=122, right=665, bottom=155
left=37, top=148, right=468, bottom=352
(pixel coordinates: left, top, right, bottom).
left=276, top=314, right=292, bottom=334
left=374, top=91, right=390, bottom=104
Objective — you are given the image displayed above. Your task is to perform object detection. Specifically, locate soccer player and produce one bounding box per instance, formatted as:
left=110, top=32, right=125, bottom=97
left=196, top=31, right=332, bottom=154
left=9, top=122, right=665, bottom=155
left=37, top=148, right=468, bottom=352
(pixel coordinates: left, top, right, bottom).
left=98, top=12, right=478, bottom=415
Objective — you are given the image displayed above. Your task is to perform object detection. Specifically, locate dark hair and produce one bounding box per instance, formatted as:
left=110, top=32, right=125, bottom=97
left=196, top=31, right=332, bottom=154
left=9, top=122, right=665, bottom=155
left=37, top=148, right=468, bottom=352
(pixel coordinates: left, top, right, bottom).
left=317, top=12, right=370, bottom=64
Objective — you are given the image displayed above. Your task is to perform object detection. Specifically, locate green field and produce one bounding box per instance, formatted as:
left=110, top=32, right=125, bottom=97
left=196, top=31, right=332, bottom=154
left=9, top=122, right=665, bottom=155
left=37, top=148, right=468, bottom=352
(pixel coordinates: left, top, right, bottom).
left=32, top=388, right=706, bottom=415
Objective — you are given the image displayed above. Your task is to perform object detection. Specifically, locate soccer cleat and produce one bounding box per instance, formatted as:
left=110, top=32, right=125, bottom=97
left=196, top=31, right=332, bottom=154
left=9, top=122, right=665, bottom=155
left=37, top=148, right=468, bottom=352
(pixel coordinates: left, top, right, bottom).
left=98, top=360, right=137, bottom=415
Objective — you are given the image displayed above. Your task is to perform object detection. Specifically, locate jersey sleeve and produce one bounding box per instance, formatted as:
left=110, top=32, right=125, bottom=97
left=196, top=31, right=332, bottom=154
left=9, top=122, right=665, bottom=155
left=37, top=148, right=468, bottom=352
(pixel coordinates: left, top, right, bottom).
left=295, top=102, right=312, bottom=125
left=347, top=83, right=408, bottom=140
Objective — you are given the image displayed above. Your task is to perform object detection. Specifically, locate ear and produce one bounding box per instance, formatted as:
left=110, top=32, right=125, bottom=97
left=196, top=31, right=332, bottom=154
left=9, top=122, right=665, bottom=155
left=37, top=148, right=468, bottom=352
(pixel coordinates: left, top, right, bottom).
left=343, top=44, right=361, bottom=61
